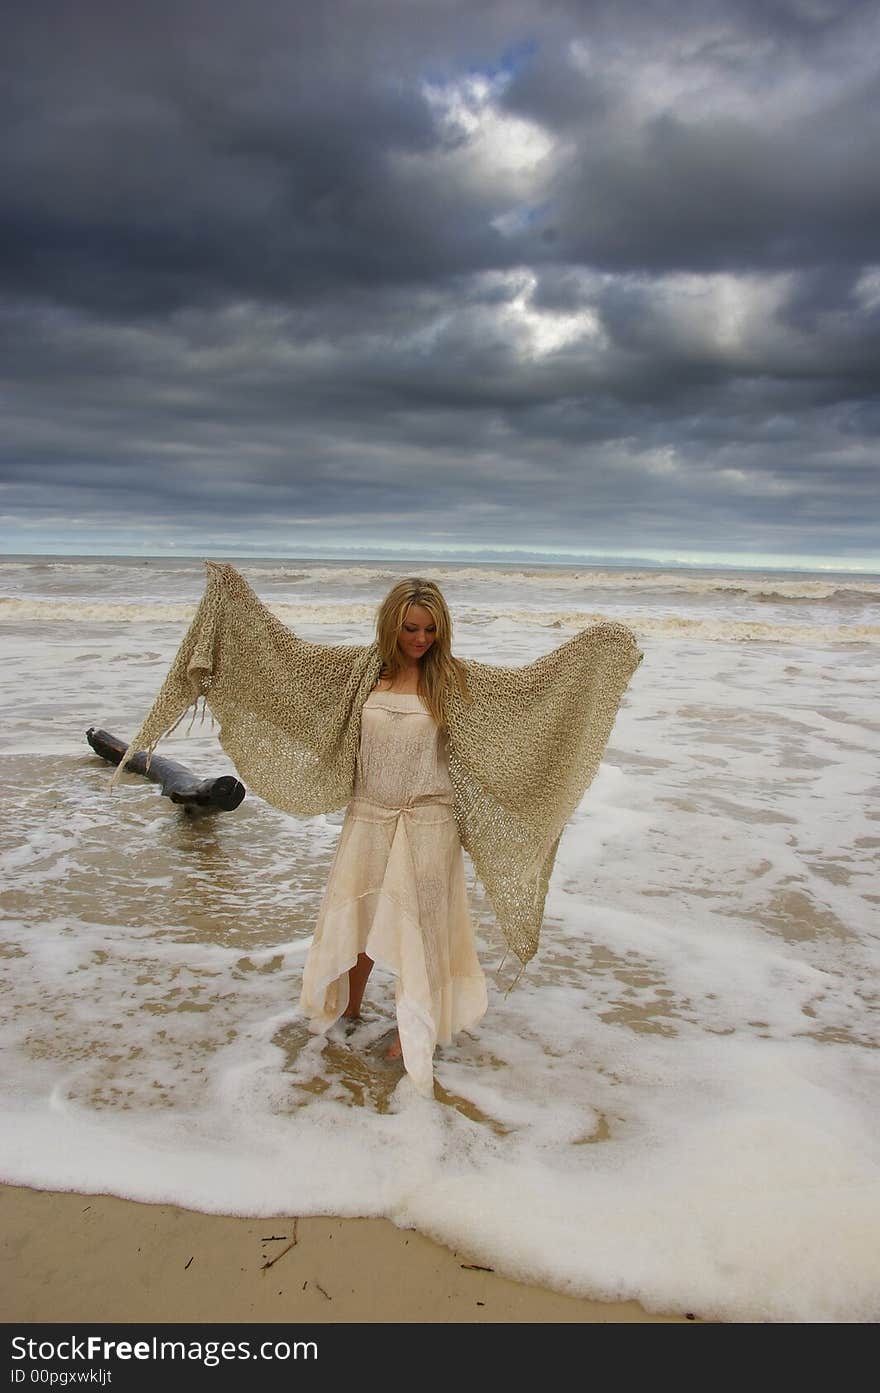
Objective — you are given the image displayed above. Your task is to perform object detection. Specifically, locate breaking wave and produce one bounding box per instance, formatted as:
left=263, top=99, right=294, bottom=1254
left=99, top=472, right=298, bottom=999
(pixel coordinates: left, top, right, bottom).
left=2, top=596, right=877, bottom=645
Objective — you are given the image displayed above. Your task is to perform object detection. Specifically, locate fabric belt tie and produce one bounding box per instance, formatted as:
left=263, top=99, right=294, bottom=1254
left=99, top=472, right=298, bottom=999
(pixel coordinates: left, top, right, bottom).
left=348, top=794, right=454, bottom=827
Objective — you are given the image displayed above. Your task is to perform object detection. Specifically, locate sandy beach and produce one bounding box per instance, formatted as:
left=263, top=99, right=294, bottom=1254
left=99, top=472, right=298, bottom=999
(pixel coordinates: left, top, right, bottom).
left=2, top=557, right=878, bottom=1325
left=2, top=1183, right=694, bottom=1323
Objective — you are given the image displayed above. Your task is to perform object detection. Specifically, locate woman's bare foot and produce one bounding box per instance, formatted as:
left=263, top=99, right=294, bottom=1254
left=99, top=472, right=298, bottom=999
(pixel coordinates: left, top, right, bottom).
left=384, top=1031, right=402, bottom=1061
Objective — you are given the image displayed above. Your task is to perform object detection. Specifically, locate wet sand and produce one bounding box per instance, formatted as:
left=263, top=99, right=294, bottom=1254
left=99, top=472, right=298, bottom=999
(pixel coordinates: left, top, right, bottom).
left=1, top=1183, right=695, bottom=1323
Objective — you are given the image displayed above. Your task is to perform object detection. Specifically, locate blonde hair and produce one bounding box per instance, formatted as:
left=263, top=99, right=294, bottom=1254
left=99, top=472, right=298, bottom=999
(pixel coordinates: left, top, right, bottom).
left=375, top=578, right=470, bottom=727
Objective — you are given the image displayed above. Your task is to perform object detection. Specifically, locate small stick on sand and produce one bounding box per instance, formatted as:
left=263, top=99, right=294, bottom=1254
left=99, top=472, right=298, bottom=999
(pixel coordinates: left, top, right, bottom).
left=260, top=1219, right=298, bottom=1270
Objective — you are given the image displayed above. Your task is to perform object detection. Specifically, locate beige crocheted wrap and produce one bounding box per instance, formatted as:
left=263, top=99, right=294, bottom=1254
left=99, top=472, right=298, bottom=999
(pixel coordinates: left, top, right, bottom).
left=113, top=562, right=643, bottom=963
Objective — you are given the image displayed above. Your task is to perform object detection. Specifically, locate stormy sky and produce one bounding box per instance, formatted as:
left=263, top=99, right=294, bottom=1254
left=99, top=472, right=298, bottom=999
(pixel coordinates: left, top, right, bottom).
left=3, top=0, right=879, bottom=569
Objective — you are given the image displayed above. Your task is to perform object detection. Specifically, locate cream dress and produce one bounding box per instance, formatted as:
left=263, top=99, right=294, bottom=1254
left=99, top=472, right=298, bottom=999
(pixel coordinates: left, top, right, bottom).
left=299, top=687, right=489, bottom=1095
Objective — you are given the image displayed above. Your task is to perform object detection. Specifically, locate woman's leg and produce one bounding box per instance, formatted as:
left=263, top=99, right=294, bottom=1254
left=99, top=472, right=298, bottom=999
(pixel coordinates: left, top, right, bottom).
left=345, top=953, right=374, bottom=1019
left=346, top=954, right=402, bottom=1057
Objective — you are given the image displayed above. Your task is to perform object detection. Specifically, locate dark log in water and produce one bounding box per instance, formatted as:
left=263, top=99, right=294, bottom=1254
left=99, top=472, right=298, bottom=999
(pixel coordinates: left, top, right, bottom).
left=87, top=727, right=245, bottom=811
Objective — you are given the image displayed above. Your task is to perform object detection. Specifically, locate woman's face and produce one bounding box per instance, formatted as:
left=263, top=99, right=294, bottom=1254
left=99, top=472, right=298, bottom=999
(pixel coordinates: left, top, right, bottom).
left=397, top=603, right=437, bottom=663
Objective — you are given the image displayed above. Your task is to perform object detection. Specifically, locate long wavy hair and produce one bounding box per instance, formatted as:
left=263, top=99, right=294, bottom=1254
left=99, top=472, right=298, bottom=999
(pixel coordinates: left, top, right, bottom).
left=374, top=578, right=470, bottom=727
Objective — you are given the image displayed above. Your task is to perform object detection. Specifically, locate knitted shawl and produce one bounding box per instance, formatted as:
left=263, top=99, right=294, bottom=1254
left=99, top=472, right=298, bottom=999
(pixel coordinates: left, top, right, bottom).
left=113, top=562, right=643, bottom=964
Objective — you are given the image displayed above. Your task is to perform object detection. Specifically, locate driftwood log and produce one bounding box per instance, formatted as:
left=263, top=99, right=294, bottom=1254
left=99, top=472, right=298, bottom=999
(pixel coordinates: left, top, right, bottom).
left=87, top=727, right=245, bottom=812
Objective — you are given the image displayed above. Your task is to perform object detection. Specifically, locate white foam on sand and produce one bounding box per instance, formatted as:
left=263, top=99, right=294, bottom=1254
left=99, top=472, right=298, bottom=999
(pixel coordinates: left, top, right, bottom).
left=0, top=558, right=878, bottom=1322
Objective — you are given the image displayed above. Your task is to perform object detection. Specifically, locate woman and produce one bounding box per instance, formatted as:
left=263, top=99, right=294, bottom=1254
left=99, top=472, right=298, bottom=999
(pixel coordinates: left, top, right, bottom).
left=113, top=561, right=643, bottom=1099
left=299, top=579, right=488, bottom=1094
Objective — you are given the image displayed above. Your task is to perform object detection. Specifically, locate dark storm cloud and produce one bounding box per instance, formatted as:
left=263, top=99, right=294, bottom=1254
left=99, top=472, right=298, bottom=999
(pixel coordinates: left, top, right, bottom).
left=2, top=0, right=879, bottom=562
left=3, top=0, right=511, bottom=314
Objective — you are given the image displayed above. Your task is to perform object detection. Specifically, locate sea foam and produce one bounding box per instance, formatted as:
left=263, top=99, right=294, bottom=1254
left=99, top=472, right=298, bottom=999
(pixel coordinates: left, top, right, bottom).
left=0, top=555, right=878, bottom=1322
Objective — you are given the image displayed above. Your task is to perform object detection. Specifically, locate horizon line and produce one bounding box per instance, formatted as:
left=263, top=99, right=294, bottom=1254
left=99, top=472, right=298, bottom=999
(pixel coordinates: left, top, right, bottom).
left=1, top=545, right=879, bottom=576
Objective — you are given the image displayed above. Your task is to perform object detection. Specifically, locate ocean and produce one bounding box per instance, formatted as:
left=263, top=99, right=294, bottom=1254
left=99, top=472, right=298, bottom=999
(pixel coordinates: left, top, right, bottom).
left=1, top=553, right=878, bottom=1322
